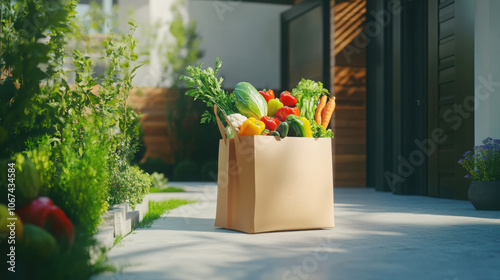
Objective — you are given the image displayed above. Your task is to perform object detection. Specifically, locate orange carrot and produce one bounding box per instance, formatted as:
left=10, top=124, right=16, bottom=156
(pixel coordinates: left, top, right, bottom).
left=321, top=96, right=336, bottom=129
left=315, top=95, right=328, bottom=125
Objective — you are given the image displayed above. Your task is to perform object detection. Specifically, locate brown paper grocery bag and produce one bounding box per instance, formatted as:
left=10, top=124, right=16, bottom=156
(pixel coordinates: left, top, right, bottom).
left=214, top=105, right=334, bottom=233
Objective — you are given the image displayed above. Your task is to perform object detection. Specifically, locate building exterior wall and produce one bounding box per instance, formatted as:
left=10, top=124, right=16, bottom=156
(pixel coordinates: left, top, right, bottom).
left=475, top=0, right=500, bottom=145
left=188, top=1, right=291, bottom=89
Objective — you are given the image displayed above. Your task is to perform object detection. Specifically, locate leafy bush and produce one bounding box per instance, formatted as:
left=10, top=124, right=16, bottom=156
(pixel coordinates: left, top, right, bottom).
left=151, top=172, right=169, bottom=189
left=201, top=160, right=218, bottom=181
left=0, top=0, right=150, bottom=277
left=108, top=165, right=152, bottom=210
left=128, top=108, right=147, bottom=165
left=139, top=157, right=175, bottom=178
left=174, top=160, right=200, bottom=181
left=0, top=0, right=75, bottom=157
left=44, top=129, right=110, bottom=236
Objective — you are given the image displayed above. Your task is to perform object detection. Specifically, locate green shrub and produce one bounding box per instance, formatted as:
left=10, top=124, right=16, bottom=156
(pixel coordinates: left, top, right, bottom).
left=151, top=172, right=169, bottom=189
left=139, top=157, right=175, bottom=178
left=108, top=165, right=152, bottom=210
left=128, top=108, right=147, bottom=165
left=201, top=160, right=218, bottom=181
left=174, top=160, right=200, bottom=181
left=49, top=131, right=111, bottom=236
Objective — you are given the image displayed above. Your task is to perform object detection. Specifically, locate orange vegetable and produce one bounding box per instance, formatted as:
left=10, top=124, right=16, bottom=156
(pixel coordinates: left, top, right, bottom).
left=321, top=97, right=336, bottom=129
left=315, top=95, right=328, bottom=125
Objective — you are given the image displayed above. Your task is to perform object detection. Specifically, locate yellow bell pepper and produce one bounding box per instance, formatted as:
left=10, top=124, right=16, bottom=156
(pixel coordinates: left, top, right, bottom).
left=239, top=117, right=265, bottom=136
left=299, top=117, right=313, bottom=138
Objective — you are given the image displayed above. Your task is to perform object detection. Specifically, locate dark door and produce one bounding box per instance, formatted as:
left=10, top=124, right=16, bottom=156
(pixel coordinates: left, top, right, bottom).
left=366, top=0, right=429, bottom=194
left=366, top=0, right=474, bottom=199
left=281, top=0, right=330, bottom=90
left=427, top=0, right=474, bottom=199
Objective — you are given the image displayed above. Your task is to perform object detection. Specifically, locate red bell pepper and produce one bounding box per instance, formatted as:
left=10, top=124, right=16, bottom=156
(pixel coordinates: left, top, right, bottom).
left=276, top=106, right=300, bottom=121
left=280, top=91, right=298, bottom=107
left=259, top=89, right=275, bottom=103
left=45, top=206, right=74, bottom=249
left=16, top=196, right=74, bottom=249
left=16, top=196, right=54, bottom=227
left=260, top=116, right=281, bottom=131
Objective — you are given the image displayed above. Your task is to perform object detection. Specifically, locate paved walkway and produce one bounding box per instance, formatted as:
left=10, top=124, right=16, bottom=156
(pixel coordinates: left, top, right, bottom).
left=93, top=182, right=500, bottom=280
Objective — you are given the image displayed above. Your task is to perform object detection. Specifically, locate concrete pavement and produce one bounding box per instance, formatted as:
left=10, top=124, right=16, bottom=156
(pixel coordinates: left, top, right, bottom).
left=92, top=182, right=500, bottom=280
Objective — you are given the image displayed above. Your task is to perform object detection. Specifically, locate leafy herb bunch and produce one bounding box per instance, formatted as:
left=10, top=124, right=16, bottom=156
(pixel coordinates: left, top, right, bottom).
left=180, top=58, right=237, bottom=124
left=458, top=137, right=500, bottom=181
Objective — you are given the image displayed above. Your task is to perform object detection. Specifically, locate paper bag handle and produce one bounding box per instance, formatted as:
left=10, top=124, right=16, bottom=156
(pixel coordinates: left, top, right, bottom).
left=214, top=105, right=240, bottom=145
left=214, top=105, right=228, bottom=141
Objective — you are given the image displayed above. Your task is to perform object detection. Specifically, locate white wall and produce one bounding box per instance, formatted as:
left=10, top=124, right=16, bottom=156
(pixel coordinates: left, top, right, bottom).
left=475, top=0, right=500, bottom=145
left=188, top=0, right=291, bottom=89
left=118, top=0, right=183, bottom=87
left=116, top=0, right=290, bottom=88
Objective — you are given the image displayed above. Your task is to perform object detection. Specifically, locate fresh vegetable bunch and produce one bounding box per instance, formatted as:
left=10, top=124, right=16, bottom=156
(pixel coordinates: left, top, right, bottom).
left=180, top=58, right=237, bottom=124
left=181, top=58, right=335, bottom=138
left=1, top=156, right=75, bottom=259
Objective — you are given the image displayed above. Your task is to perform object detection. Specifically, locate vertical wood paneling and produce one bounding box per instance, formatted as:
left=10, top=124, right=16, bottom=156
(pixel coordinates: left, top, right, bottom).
left=332, top=0, right=367, bottom=187
left=127, top=87, right=178, bottom=163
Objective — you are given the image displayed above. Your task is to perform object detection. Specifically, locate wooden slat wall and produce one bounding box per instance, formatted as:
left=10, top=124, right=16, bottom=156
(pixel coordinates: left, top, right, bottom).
left=127, top=87, right=178, bottom=163
left=331, top=0, right=367, bottom=187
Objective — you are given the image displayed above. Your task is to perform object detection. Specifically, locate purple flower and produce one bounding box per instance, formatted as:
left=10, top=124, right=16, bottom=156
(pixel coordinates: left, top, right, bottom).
left=494, top=139, right=500, bottom=144
left=465, top=156, right=472, bottom=160
left=463, top=151, right=473, bottom=156
left=458, top=159, right=464, bottom=163
left=464, top=174, right=471, bottom=179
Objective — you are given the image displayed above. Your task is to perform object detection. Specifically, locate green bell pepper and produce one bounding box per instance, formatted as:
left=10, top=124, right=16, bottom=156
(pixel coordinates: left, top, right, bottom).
left=275, top=121, right=289, bottom=138
left=286, top=115, right=312, bottom=137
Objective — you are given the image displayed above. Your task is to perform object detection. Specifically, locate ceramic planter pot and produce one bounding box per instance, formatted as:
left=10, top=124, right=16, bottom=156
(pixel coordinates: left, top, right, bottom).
left=468, top=181, right=500, bottom=210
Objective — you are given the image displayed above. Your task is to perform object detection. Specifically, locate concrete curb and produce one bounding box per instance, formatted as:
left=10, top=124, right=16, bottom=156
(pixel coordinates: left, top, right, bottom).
left=94, top=195, right=150, bottom=249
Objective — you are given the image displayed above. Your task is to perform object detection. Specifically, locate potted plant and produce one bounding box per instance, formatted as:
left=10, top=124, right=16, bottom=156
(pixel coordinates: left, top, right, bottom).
left=458, top=137, right=500, bottom=210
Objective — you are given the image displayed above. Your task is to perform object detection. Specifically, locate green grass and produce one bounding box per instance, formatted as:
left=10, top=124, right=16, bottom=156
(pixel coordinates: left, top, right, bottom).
left=149, top=186, right=185, bottom=193
left=113, top=234, right=124, bottom=246
left=136, top=199, right=195, bottom=228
